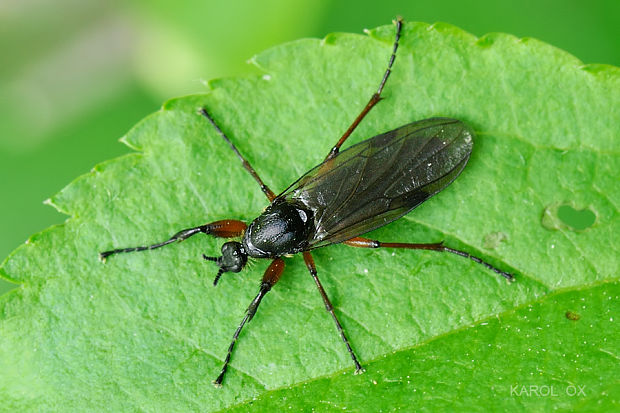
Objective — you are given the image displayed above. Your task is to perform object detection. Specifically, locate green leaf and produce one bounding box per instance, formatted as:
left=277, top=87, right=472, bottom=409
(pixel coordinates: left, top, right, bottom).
left=1, top=22, right=618, bottom=411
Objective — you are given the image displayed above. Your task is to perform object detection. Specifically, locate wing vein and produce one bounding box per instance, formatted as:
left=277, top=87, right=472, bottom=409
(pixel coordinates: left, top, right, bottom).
left=278, top=118, right=473, bottom=249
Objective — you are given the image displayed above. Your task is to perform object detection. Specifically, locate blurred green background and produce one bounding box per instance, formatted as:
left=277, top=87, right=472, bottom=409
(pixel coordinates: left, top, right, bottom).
left=1, top=0, right=618, bottom=295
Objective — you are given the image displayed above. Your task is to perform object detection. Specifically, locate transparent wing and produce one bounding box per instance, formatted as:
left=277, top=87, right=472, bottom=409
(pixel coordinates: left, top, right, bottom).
left=277, top=117, right=474, bottom=248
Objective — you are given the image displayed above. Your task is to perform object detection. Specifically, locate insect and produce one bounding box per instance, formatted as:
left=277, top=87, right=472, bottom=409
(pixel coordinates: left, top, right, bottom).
left=100, top=18, right=514, bottom=387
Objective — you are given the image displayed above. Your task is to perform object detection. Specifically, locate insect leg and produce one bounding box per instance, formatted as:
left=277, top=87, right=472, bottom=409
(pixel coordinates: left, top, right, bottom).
left=100, top=219, right=247, bottom=261
left=214, top=258, right=285, bottom=387
left=198, top=108, right=276, bottom=201
left=344, top=237, right=514, bottom=281
left=324, top=17, right=403, bottom=162
left=302, top=251, right=364, bottom=374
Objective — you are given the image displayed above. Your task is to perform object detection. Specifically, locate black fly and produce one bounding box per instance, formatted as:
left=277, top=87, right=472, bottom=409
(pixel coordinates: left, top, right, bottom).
left=100, top=18, right=514, bottom=387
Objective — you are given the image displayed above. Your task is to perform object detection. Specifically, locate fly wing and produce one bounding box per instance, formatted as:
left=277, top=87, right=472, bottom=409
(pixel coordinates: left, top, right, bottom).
left=278, top=117, right=474, bottom=248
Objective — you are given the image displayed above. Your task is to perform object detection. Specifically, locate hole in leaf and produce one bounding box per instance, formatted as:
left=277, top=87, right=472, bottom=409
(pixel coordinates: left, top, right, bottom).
left=541, top=203, right=596, bottom=232
left=557, top=205, right=596, bottom=231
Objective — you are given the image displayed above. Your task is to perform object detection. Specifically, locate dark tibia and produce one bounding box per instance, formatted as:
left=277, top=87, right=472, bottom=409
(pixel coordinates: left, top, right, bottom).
left=198, top=107, right=276, bottom=201
left=302, top=252, right=364, bottom=373
left=213, top=258, right=285, bottom=387
left=325, top=17, right=403, bottom=161
left=100, top=219, right=247, bottom=261
left=344, top=237, right=514, bottom=281
left=212, top=290, right=261, bottom=388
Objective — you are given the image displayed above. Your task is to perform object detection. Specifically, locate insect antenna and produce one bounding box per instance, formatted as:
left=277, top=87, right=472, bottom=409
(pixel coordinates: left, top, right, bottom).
left=202, top=254, right=225, bottom=286
left=213, top=268, right=225, bottom=286
left=202, top=255, right=219, bottom=263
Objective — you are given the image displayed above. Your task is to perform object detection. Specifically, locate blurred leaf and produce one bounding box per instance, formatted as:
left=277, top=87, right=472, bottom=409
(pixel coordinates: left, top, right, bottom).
left=128, top=0, right=329, bottom=97
left=1, top=22, right=618, bottom=411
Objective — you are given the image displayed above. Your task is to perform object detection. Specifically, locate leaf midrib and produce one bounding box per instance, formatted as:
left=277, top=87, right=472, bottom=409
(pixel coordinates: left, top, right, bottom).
left=219, top=277, right=618, bottom=411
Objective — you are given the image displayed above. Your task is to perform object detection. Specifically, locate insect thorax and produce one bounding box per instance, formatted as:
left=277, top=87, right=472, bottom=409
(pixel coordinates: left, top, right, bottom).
left=242, top=199, right=315, bottom=258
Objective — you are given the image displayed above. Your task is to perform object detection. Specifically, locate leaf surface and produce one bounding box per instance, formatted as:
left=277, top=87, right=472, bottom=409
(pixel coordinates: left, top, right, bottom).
left=1, top=22, right=618, bottom=411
